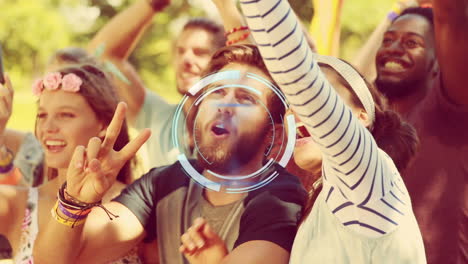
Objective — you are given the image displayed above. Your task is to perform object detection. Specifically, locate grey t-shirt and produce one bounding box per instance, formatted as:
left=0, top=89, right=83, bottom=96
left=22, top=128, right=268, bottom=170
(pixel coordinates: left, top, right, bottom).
left=114, top=160, right=307, bottom=264
left=135, top=91, right=191, bottom=169
left=196, top=196, right=245, bottom=235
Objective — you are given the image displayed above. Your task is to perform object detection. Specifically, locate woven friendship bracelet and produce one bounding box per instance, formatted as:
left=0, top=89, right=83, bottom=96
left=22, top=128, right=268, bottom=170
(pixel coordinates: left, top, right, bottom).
left=59, top=182, right=101, bottom=208
left=57, top=201, right=90, bottom=220
left=224, top=26, right=249, bottom=37
left=58, top=181, right=120, bottom=221
left=226, top=32, right=251, bottom=46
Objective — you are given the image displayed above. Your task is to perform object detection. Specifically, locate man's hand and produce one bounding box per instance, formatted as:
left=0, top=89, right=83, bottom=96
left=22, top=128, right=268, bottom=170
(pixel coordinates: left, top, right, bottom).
left=179, top=218, right=228, bottom=264
left=66, top=102, right=151, bottom=203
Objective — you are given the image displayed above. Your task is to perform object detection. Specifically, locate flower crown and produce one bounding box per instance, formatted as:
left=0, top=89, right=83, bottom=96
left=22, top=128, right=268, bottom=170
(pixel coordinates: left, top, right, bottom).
left=32, top=72, right=83, bottom=96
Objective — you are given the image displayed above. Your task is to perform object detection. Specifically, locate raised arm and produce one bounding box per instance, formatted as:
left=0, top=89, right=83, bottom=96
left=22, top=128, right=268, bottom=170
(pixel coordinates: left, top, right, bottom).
left=0, top=74, right=28, bottom=185
left=211, top=0, right=252, bottom=45
left=0, top=74, right=21, bottom=154
left=87, top=0, right=169, bottom=124
left=88, top=0, right=167, bottom=60
left=352, top=18, right=392, bottom=81
left=433, top=0, right=468, bottom=105
left=239, top=0, right=393, bottom=204
left=35, top=201, right=145, bottom=264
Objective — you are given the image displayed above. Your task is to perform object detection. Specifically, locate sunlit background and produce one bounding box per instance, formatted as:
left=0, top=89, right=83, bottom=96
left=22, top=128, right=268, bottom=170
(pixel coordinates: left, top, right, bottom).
left=1, top=0, right=395, bottom=132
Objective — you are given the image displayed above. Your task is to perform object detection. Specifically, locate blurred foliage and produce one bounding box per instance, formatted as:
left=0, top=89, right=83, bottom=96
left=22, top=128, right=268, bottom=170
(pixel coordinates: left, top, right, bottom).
left=340, top=0, right=393, bottom=60
left=2, top=0, right=393, bottom=131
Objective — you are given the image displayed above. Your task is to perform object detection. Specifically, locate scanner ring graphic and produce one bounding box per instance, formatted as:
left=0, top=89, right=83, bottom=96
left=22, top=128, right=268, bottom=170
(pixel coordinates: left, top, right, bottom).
left=172, top=70, right=296, bottom=193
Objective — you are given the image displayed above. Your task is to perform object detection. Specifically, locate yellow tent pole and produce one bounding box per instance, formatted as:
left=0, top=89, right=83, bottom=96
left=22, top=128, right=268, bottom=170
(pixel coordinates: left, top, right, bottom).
left=309, top=0, right=344, bottom=56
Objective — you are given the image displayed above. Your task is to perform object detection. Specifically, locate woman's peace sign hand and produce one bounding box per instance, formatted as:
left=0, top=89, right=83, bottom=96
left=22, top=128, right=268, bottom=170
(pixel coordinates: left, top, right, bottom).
left=65, top=102, right=151, bottom=203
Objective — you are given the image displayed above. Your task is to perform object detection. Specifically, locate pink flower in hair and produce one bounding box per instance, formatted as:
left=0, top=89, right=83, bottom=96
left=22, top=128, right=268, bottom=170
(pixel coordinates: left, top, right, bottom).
left=43, top=72, right=62, bottom=90
left=32, top=79, right=44, bottom=96
left=61, top=73, right=82, bottom=93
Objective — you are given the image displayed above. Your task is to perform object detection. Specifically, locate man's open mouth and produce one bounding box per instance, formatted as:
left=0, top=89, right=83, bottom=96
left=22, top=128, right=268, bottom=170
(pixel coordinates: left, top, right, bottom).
left=211, top=123, right=230, bottom=136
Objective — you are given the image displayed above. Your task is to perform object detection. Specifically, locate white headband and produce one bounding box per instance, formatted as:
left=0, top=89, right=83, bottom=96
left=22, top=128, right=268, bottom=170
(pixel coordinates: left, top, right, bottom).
left=314, top=54, right=376, bottom=124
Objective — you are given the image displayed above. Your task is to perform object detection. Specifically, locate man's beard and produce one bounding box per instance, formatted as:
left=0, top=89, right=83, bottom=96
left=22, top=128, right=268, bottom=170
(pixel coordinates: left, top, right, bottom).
left=375, top=76, right=424, bottom=101
left=195, top=123, right=270, bottom=174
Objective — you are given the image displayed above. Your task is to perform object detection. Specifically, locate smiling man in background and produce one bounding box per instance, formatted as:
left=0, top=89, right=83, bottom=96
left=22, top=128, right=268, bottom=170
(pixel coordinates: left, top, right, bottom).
left=374, top=3, right=468, bottom=263
left=88, top=0, right=226, bottom=168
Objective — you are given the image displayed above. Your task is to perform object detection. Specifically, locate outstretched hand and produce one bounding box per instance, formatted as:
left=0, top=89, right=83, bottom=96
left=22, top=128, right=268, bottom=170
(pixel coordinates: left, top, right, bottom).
left=66, top=102, right=151, bottom=203
left=180, top=218, right=228, bottom=264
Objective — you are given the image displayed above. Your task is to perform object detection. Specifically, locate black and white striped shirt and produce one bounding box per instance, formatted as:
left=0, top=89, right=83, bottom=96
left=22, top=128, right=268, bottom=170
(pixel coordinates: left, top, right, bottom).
left=240, top=0, right=414, bottom=238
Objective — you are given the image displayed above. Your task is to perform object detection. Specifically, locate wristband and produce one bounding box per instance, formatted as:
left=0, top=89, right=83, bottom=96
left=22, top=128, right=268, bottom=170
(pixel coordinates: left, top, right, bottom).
left=226, top=32, right=250, bottom=46
left=0, top=162, right=13, bottom=173
left=58, top=181, right=119, bottom=221
left=51, top=202, right=86, bottom=228
left=58, top=201, right=90, bottom=220
left=0, top=146, right=13, bottom=166
left=224, top=26, right=249, bottom=37
left=387, top=11, right=399, bottom=21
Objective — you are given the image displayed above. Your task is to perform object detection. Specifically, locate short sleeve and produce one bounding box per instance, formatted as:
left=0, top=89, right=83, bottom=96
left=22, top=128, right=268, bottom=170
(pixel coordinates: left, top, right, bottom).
left=234, top=176, right=307, bottom=252
left=113, top=169, right=159, bottom=241
left=135, top=90, right=176, bottom=131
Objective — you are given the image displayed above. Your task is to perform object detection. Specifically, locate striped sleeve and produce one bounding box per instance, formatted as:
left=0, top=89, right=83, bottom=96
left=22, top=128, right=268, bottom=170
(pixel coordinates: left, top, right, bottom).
left=240, top=0, right=411, bottom=237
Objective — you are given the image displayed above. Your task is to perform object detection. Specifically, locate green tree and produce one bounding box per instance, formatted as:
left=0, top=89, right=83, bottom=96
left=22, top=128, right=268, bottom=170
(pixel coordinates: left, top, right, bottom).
left=3, top=0, right=394, bottom=131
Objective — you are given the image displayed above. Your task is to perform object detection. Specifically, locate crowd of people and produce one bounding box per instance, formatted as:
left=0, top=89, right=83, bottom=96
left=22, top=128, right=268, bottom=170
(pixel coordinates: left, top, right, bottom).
left=0, top=0, right=466, bottom=263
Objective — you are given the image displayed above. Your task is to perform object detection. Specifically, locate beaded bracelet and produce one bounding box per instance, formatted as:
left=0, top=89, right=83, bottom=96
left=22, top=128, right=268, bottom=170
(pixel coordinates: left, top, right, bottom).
left=224, top=26, right=249, bottom=37
left=226, top=32, right=251, bottom=46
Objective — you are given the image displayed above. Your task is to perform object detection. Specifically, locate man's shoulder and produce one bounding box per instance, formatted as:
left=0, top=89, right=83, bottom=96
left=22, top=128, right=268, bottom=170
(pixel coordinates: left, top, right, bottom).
left=407, top=77, right=468, bottom=131
left=415, top=77, right=468, bottom=114
left=265, top=164, right=305, bottom=191
left=140, top=159, right=196, bottom=197
left=144, top=160, right=190, bottom=183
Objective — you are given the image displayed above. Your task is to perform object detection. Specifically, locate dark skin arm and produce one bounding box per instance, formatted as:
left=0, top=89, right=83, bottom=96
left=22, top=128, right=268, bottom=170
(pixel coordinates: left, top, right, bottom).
left=433, top=0, right=468, bottom=105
